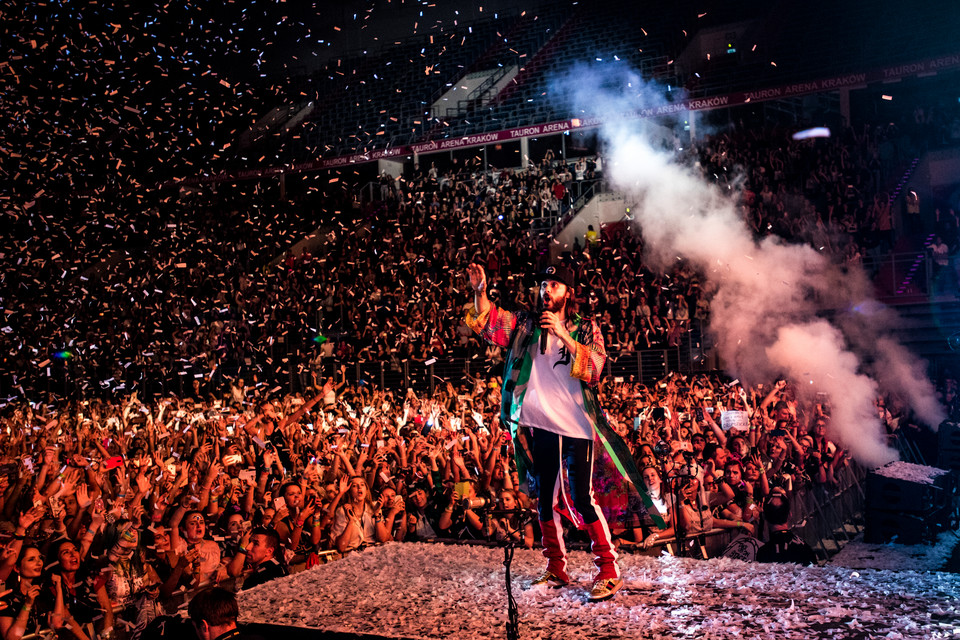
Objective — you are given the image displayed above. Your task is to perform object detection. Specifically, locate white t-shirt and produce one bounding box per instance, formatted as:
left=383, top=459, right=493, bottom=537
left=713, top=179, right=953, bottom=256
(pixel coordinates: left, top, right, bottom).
left=649, top=491, right=673, bottom=516
left=174, top=538, right=221, bottom=579
left=330, top=503, right=378, bottom=551
left=518, top=330, right=593, bottom=440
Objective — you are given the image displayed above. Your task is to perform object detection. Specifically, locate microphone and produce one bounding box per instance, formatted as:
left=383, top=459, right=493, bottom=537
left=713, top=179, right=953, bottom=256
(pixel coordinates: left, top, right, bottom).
left=539, top=295, right=548, bottom=355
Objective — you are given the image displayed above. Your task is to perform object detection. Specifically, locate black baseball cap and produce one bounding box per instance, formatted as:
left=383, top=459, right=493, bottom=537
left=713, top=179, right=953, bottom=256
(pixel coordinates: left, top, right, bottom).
left=535, top=264, right=575, bottom=289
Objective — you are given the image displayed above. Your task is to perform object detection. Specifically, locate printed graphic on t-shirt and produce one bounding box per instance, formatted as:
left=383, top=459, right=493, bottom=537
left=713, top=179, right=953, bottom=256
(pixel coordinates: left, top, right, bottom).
left=554, top=345, right=571, bottom=369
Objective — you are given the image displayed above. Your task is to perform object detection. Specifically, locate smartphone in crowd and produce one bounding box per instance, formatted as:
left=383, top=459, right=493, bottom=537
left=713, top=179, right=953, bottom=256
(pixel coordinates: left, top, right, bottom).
left=49, top=495, right=64, bottom=519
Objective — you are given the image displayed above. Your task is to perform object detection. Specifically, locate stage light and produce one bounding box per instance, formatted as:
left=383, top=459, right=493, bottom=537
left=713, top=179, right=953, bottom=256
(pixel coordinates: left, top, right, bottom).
left=792, top=127, right=831, bottom=140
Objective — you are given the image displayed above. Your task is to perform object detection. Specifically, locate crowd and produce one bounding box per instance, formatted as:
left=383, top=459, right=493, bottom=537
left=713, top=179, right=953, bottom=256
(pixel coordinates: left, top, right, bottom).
left=9, top=97, right=950, bottom=403
left=0, top=353, right=945, bottom=638
left=695, top=121, right=904, bottom=271
left=3, top=3, right=958, bottom=636
left=1, top=146, right=705, bottom=401
left=0, top=133, right=950, bottom=638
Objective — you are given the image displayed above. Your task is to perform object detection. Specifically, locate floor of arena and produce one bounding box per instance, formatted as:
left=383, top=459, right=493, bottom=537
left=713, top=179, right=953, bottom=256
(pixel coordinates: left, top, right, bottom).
left=237, top=541, right=960, bottom=640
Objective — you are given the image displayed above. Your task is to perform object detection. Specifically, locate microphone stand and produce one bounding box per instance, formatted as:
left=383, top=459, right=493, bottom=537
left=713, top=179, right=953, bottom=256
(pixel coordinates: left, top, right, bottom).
left=486, top=508, right=536, bottom=640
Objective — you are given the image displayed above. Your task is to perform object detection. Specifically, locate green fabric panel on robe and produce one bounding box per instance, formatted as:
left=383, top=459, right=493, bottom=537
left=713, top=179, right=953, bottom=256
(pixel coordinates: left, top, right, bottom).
left=582, top=385, right=666, bottom=529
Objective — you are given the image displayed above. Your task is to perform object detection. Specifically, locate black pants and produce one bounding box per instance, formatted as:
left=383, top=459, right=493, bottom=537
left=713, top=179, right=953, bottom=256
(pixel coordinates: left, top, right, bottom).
left=531, top=427, right=600, bottom=525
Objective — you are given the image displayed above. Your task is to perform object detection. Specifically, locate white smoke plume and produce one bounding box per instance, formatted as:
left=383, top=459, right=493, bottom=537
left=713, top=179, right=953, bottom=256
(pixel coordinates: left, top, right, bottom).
left=554, top=62, right=945, bottom=468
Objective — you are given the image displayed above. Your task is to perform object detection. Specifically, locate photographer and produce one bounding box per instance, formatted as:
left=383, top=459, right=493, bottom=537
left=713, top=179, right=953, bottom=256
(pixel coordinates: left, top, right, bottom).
left=756, top=489, right=817, bottom=566
left=437, top=479, right=486, bottom=541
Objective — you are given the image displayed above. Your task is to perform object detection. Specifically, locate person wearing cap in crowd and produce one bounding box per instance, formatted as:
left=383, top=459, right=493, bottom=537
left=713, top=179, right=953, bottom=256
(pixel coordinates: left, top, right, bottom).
left=402, top=481, right=440, bottom=541
left=463, top=261, right=663, bottom=601
left=755, top=489, right=817, bottom=566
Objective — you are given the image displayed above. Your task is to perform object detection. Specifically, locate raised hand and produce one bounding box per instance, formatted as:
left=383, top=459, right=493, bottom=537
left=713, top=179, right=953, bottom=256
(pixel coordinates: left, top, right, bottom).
left=301, top=495, right=318, bottom=521
left=204, top=461, right=222, bottom=483
left=18, top=505, right=44, bottom=531
left=466, top=263, right=487, bottom=292
left=128, top=502, right=145, bottom=523
left=1, top=545, right=18, bottom=565
left=210, top=475, right=226, bottom=498
left=135, top=471, right=151, bottom=495
left=60, top=468, right=82, bottom=496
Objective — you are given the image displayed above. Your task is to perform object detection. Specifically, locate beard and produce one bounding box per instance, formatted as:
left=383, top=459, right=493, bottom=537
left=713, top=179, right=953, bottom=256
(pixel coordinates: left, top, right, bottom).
left=542, top=292, right=567, bottom=313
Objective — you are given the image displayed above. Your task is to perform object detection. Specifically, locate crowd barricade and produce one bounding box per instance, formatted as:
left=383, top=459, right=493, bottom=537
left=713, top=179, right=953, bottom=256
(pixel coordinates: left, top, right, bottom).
left=791, top=462, right=867, bottom=561
left=272, top=466, right=868, bottom=574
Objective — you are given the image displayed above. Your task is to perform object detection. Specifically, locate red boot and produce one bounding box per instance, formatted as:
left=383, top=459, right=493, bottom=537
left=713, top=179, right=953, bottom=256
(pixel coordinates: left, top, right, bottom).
left=535, top=518, right=570, bottom=585
left=582, top=518, right=620, bottom=580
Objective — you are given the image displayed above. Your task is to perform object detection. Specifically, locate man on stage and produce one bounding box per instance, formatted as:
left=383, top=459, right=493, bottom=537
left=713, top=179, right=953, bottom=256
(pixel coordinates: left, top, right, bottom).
left=464, top=262, right=661, bottom=601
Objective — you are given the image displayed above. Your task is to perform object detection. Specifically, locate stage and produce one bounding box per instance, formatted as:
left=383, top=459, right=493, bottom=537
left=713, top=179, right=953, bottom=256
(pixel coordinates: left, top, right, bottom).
left=237, top=542, right=960, bottom=639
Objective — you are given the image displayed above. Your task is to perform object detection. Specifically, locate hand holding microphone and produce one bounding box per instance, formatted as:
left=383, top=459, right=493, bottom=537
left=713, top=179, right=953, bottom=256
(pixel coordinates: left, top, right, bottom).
left=539, top=295, right=548, bottom=354
left=539, top=302, right=566, bottom=355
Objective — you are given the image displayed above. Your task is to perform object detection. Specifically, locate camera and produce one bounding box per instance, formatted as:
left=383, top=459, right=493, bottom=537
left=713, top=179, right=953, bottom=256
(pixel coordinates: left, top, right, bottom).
left=461, top=497, right=489, bottom=510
